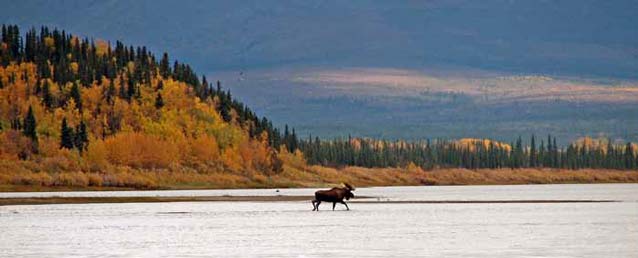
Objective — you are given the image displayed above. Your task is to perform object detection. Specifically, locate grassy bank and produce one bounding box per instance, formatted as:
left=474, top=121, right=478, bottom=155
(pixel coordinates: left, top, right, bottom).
left=1, top=162, right=637, bottom=192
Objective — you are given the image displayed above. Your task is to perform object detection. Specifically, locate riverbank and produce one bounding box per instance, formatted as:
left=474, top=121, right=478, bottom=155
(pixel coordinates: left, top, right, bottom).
left=1, top=166, right=637, bottom=192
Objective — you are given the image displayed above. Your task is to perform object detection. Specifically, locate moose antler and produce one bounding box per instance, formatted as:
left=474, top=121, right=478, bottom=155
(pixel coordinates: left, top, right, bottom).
left=343, top=182, right=355, bottom=191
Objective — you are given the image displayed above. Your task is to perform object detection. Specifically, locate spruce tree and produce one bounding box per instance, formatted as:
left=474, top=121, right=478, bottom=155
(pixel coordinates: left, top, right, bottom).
left=60, top=118, right=74, bottom=149
left=70, top=81, right=82, bottom=111
left=126, top=71, right=136, bottom=100
left=155, top=92, right=164, bottom=109
left=118, top=76, right=127, bottom=99
left=106, top=79, right=116, bottom=104
left=22, top=106, right=38, bottom=144
left=74, top=121, right=88, bottom=152
left=530, top=135, right=537, bottom=167
left=624, top=143, right=635, bottom=169
left=160, top=52, right=170, bottom=79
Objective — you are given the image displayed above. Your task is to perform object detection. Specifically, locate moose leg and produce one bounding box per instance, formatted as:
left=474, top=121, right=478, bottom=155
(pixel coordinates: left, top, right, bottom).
left=311, top=200, right=317, bottom=211
left=332, top=202, right=336, bottom=210
left=341, top=201, right=350, bottom=211
left=314, top=201, right=321, bottom=211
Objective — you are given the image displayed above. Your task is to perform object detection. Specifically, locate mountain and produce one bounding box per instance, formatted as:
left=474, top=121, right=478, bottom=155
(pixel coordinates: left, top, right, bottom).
left=2, top=1, right=637, bottom=144
left=3, top=0, right=637, bottom=78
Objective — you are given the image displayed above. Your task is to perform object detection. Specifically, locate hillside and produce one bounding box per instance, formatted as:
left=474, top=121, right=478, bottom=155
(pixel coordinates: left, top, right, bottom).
left=222, top=68, right=638, bottom=144
left=0, top=25, right=298, bottom=189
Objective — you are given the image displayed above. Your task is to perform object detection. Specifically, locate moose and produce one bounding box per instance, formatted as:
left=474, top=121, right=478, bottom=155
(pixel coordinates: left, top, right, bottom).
left=311, top=183, right=355, bottom=211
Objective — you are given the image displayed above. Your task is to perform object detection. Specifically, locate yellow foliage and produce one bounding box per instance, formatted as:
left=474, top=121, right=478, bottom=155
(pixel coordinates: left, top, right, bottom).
left=221, top=147, right=243, bottom=172
left=104, top=132, right=180, bottom=169
left=189, top=135, right=221, bottom=166
left=457, top=138, right=511, bottom=152
left=84, top=139, right=108, bottom=172
left=95, top=40, right=110, bottom=56
left=44, top=37, right=55, bottom=50
left=70, top=62, right=79, bottom=73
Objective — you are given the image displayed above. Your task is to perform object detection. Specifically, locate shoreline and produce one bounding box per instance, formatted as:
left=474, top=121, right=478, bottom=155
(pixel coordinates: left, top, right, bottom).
left=2, top=167, right=638, bottom=193
left=2, top=181, right=638, bottom=193
left=0, top=195, right=619, bottom=206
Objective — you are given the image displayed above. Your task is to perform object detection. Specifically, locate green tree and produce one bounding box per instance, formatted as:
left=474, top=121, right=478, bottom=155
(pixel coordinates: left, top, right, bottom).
left=159, top=52, right=171, bottom=79
left=70, top=81, right=82, bottom=111
left=155, top=92, right=165, bottom=109
left=74, top=121, right=89, bottom=152
left=106, top=79, right=116, bottom=104
left=42, top=80, right=53, bottom=108
left=22, top=106, right=37, bottom=142
left=529, top=135, right=537, bottom=167
left=118, top=76, right=127, bottom=99
left=60, top=118, right=74, bottom=149
left=625, top=143, right=635, bottom=170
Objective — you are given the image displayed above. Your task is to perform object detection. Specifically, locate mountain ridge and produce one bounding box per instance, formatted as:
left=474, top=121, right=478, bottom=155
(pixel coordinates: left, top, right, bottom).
left=2, top=0, right=637, bottom=78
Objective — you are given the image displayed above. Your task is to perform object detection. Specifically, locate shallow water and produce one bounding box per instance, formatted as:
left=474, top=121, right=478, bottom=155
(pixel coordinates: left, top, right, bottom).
left=1, top=184, right=637, bottom=257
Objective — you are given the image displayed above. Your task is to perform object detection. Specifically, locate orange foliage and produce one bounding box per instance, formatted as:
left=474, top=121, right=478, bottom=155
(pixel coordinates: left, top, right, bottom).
left=103, top=132, right=179, bottom=169
left=456, top=138, right=512, bottom=152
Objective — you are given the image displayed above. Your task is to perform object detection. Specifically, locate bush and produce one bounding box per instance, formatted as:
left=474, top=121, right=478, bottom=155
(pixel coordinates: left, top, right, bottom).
left=54, top=172, right=89, bottom=187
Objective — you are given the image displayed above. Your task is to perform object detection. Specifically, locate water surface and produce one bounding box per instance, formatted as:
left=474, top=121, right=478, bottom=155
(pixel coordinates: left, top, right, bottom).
left=1, top=184, right=637, bottom=257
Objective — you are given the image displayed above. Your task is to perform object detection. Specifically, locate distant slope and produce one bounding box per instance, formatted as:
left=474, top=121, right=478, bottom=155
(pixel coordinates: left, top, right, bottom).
left=2, top=0, right=637, bottom=79
left=218, top=67, right=638, bottom=144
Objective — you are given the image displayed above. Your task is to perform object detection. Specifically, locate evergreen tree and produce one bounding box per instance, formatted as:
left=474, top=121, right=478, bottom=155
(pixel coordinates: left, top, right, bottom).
left=126, top=71, right=136, bottom=100
left=42, top=80, right=53, bottom=108
left=22, top=106, right=38, bottom=150
left=625, top=143, right=635, bottom=170
left=106, top=79, right=116, bottom=104
left=70, top=81, right=82, bottom=111
left=155, top=92, right=165, bottom=109
left=74, top=121, right=88, bottom=152
left=529, top=135, right=537, bottom=167
left=60, top=118, right=74, bottom=149
left=118, top=76, right=127, bottom=99
left=159, top=52, right=170, bottom=79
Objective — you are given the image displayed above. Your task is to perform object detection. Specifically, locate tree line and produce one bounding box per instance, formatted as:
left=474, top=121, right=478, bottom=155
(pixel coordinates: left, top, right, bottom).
left=299, top=135, right=638, bottom=170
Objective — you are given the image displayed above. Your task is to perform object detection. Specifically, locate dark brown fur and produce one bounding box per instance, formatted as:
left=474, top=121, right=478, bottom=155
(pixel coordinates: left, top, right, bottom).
left=311, top=183, right=355, bottom=211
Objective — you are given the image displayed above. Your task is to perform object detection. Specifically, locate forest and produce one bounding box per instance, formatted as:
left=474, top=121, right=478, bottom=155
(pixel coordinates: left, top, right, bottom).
left=299, top=136, right=638, bottom=170
left=0, top=24, right=637, bottom=190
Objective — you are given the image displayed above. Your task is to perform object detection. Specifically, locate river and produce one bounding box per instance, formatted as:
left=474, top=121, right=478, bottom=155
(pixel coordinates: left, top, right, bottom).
left=1, top=184, right=637, bottom=257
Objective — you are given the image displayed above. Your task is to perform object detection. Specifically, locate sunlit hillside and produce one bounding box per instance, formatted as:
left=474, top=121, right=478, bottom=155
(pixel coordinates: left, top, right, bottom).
left=0, top=26, right=291, bottom=188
